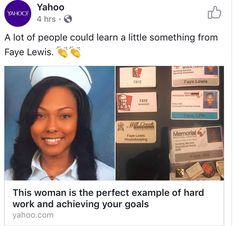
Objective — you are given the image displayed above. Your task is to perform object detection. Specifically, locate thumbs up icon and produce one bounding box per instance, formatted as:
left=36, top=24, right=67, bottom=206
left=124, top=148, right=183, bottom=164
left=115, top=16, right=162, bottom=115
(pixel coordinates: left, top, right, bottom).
left=208, top=6, right=221, bottom=19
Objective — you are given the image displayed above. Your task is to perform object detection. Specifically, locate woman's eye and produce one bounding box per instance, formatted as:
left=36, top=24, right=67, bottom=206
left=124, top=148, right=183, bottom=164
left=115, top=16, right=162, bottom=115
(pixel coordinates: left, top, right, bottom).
left=60, top=114, right=71, bottom=119
left=36, top=113, right=46, bottom=119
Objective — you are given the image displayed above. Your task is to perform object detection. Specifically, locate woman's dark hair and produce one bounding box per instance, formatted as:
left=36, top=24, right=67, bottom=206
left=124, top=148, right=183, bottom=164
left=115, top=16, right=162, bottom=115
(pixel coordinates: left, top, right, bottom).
left=11, top=76, right=97, bottom=180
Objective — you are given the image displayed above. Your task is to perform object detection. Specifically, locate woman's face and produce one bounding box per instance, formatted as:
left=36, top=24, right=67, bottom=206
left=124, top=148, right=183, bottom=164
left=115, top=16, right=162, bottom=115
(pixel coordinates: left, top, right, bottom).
left=206, top=94, right=214, bottom=106
left=31, top=86, right=78, bottom=158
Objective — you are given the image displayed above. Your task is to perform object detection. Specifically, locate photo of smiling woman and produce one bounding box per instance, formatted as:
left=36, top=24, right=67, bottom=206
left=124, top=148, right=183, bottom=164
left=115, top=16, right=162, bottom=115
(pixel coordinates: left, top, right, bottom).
left=5, top=66, right=115, bottom=180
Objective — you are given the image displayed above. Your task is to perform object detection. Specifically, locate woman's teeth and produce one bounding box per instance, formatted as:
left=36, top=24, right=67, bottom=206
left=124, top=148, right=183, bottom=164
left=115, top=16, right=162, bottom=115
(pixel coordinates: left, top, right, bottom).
left=44, top=138, right=62, bottom=145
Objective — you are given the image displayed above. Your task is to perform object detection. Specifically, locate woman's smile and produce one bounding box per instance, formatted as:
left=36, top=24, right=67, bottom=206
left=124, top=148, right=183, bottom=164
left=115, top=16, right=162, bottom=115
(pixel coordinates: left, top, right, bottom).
left=42, top=137, right=64, bottom=146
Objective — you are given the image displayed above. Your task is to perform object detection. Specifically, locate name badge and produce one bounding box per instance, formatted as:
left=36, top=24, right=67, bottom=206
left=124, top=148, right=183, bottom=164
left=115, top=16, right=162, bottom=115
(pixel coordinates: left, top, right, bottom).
left=170, top=172, right=221, bottom=180
left=117, top=92, right=157, bottom=113
left=186, top=162, right=204, bottom=179
left=171, top=90, right=219, bottom=120
left=172, top=66, right=219, bottom=87
left=169, top=126, right=224, bottom=164
left=119, top=67, right=156, bottom=88
left=216, top=160, right=224, bottom=179
left=116, top=120, right=157, bottom=143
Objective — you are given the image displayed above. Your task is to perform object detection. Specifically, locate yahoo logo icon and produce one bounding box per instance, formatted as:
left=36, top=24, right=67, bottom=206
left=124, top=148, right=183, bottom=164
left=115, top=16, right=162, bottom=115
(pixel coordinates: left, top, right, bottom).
left=5, top=0, right=31, bottom=27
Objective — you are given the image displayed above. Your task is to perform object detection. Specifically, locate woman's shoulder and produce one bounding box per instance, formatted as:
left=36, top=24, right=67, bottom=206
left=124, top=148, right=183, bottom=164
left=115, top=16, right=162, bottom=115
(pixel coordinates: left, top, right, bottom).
left=5, top=168, right=14, bottom=180
left=95, top=160, right=115, bottom=180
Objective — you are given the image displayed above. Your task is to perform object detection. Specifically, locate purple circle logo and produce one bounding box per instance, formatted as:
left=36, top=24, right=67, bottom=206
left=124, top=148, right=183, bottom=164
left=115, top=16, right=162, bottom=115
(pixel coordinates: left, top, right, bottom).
left=4, top=0, right=31, bottom=27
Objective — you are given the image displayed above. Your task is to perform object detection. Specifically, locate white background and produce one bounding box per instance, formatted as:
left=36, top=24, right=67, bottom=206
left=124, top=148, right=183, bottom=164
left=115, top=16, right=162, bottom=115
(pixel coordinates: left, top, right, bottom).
left=0, top=0, right=232, bottom=226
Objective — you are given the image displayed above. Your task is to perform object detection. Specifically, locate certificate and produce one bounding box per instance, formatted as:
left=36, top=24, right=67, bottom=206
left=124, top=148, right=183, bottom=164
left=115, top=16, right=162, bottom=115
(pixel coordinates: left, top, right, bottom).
left=119, top=67, right=156, bottom=88
left=117, top=92, right=157, bottom=113
left=171, top=90, right=219, bottom=120
left=169, top=126, right=224, bottom=164
left=172, top=66, right=219, bottom=87
left=116, top=120, right=157, bottom=143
